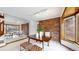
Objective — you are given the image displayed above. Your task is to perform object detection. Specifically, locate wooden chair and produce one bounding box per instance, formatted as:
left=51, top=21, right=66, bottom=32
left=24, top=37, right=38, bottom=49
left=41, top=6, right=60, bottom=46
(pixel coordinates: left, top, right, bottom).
left=20, top=42, right=32, bottom=51
left=20, top=42, right=42, bottom=51
left=29, top=45, right=42, bottom=51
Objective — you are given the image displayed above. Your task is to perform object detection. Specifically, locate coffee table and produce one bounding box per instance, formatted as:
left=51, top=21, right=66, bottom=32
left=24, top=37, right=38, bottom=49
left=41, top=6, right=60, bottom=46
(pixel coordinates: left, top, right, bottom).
left=28, top=35, right=51, bottom=49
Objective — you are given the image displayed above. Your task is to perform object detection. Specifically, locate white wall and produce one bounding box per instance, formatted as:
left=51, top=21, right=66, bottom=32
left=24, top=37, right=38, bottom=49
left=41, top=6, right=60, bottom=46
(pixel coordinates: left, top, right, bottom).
left=29, top=20, right=38, bottom=35
left=4, top=15, right=38, bottom=35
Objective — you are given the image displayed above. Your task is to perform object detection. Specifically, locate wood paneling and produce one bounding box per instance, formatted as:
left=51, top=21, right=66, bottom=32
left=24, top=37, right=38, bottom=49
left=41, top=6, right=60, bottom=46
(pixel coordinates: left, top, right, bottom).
left=75, top=7, right=79, bottom=13
left=21, top=23, right=29, bottom=35
left=0, top=21, right=4, bottom=36
left=39, top=17, right=60, bottom=32
left=62, top=7, right=79, bottom=18
left=39, top=17, right=60, bottom=40
left=60, top=17, right=65, bottom=40
left=0, top=13, right=4, bottom=36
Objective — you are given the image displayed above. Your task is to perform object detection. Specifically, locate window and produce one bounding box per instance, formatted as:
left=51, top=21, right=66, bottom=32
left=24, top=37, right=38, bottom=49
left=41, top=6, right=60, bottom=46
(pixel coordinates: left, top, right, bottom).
left=64, top=16, right=75, bottom=42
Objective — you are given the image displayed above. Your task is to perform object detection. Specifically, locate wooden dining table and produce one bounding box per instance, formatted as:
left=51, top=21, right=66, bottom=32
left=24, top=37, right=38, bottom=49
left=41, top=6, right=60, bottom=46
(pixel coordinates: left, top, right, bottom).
left=27, top=35, right=51, bottom=49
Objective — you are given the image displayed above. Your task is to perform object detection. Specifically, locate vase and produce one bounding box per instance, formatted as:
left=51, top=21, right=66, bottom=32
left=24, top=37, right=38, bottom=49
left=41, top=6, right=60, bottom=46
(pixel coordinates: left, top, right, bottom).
left=40, top=31, right=43, bottom=40
left=36, top=33, right=39, bottom=39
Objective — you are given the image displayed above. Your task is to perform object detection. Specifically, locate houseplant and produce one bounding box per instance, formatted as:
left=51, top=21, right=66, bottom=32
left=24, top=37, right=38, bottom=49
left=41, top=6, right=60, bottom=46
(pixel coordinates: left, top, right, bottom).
left=36, top=26, right=43, bottom=38
left=37, top=26, right=43, bottom=33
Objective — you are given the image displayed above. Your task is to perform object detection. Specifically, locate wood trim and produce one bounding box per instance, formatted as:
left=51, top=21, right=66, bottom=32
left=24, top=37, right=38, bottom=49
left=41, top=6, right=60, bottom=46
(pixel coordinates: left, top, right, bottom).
left=21, top=23, right=29, bottom=35
left=75, top=15, right=77, bottom=42
left=0, top=21, right=4, bottom=36
left=39, top=17, right=60, bottom=22
left=62, top=7, right=67, bottom=17
left=59, top=17, right=62, bottom=43
left=63, top=12, right=79, bottom=18
left=3, top=21, right=4, bottom=35
left=62, top=7, right=79, bottom=18
left=26, top=23, right=29, bottom=35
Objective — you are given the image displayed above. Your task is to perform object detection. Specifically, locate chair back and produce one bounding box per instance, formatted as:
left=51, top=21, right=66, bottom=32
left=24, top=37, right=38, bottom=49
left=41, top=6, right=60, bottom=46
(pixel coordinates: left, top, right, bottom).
left=44, top=32, right=52, bottom=38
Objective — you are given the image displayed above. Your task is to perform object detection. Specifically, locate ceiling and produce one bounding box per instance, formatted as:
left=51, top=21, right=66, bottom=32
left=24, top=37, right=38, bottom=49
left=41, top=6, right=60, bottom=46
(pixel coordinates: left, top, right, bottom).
left=0, top=7, right=65, bottom=24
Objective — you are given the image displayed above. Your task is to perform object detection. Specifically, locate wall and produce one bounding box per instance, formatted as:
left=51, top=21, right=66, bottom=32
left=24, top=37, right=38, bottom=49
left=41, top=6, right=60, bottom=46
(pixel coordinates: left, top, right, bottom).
left=39, top=17, right=60, bottom=40
left=29, top=20, right=38, bottom=35
left=21, top=23, right=29, bottom=35
left=39, top=17, right=60, bottom=32
left=4, top=15, right=29, bottom=35
left=60, top=17, right=64, bottom=40
left=62, top=7, right=79, bottom=18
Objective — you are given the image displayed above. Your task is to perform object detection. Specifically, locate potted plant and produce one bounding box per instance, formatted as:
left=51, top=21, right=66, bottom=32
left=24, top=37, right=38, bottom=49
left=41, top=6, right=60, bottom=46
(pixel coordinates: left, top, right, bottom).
left=36, top=26, right=43, bottom=38
left=37, top=26, right=43, bottom=33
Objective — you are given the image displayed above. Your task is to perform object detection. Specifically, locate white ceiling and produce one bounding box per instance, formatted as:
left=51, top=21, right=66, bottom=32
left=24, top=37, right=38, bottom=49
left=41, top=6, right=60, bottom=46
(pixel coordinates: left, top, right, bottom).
left=0, top=7, right=65, bottom=24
